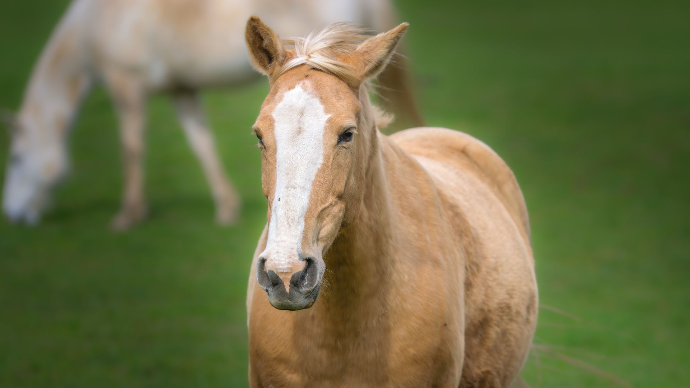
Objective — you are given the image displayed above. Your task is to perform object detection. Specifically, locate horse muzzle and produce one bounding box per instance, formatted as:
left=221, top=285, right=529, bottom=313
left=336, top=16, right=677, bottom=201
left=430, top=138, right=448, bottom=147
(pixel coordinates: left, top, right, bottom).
left=256, top=256, right=322, bottom=311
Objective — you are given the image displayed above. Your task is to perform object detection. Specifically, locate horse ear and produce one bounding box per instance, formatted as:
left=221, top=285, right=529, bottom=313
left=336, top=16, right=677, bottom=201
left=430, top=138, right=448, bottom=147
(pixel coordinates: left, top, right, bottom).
left=245, top=16, right=286, bottom=76
left=351, top=23, right=409, bottom=82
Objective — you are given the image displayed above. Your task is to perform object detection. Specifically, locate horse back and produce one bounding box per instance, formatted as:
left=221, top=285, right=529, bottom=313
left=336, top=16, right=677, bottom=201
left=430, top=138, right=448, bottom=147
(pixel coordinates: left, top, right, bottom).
left=390, top=127, right=531, bottom=244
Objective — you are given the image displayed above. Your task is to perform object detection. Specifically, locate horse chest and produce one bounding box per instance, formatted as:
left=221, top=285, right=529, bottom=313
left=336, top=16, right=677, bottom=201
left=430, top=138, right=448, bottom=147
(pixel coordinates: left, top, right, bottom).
left=249, top=306, right=463, bottom=387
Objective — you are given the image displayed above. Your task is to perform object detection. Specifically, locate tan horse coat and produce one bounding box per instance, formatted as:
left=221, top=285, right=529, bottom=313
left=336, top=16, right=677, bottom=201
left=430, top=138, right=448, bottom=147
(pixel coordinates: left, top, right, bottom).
left=245, top=19, right=537, bottom=387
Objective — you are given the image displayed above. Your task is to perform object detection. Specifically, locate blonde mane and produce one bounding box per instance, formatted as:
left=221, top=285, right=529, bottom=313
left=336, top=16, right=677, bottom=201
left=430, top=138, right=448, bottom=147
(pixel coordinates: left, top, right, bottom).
left=276, top=23, right=394, bottom=128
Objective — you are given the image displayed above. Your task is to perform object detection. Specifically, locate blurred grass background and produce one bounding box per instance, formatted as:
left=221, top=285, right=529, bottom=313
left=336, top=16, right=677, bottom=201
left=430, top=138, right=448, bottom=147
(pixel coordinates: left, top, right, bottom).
left=0, top=0, right=688, bottom=387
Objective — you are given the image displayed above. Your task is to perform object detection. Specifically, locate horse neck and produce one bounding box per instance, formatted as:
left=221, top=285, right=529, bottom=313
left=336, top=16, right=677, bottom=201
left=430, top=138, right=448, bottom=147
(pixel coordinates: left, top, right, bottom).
left=18, top=8, right=90, bottom=141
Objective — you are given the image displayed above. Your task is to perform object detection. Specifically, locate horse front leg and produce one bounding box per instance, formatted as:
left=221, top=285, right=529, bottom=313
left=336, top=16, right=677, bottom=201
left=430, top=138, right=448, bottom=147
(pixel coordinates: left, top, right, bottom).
left=106, top=70, right=148, bottom=230
left=172, top=90, right=240, bottom=225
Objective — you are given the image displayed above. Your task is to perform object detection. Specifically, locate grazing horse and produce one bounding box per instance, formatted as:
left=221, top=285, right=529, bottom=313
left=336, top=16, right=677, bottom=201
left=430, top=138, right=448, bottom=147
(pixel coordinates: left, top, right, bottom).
left=2, top=0, right=421, bottom=229
left=245, top=18, right=538, bottom=387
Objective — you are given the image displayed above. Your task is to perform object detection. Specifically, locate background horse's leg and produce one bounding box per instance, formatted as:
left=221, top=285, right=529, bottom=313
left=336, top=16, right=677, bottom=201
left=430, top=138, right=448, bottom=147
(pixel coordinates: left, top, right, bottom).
left=172, top=91, right=240, bottom=225
left=106, top=71, right=148, bottom=230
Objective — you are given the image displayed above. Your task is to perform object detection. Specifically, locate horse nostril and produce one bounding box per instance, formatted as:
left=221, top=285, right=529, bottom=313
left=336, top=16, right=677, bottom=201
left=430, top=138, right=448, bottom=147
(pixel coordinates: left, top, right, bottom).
left=290, top=257, right=319, bottom=292
left=257, top=257, right=291, bottom=293
left=305, top=258, right=318, bottom=288
left=267, top=269, right=284, bottom=287
left=256, top=257, right=272, bottom=290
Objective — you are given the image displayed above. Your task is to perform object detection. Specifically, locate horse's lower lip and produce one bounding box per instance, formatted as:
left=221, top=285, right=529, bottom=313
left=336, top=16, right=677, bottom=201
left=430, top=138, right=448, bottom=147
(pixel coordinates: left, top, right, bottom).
left=266, top=283, right=320, bottom=311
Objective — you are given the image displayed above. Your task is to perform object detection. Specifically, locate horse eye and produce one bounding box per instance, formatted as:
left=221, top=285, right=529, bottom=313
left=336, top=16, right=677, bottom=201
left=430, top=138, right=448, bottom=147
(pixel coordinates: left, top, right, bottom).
left=256, top=134, right=264, bottom=148
left=338, top=128, right=355, bottom=144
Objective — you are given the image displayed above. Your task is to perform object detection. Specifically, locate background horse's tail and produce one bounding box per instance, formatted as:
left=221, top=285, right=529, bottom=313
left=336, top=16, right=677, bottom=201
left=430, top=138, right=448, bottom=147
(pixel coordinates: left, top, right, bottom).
left=376, top=51, right=425, bottom=128
left=364, top=0, right=424, bottom=129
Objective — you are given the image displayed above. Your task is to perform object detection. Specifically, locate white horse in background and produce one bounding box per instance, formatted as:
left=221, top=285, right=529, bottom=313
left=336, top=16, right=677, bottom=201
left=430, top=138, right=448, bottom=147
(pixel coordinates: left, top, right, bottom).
left=2, top=0, right=421, bottom=230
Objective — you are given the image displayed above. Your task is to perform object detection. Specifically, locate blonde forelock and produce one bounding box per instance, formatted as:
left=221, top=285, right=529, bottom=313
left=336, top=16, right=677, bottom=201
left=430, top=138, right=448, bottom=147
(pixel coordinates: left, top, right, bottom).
left=272, top=23, right=394, bottom=129
left=274, top=23, right=368, bottom=86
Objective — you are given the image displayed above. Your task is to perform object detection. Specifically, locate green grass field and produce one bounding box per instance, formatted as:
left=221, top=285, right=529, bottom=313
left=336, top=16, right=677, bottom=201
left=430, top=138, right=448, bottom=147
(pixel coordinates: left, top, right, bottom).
left=1, top=0, right=688, bottom=386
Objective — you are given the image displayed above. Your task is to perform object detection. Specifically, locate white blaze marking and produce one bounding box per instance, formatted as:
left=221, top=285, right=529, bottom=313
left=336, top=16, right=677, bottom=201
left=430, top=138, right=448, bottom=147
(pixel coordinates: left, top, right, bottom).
left=261, top=83, right=330, bottom=272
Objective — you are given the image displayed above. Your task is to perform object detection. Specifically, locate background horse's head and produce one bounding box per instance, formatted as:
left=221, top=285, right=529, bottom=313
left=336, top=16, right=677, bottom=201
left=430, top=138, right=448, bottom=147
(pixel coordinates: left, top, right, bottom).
left=2, top=109, right=68, bottom=225
left=245, top=17, right=407, bottom=310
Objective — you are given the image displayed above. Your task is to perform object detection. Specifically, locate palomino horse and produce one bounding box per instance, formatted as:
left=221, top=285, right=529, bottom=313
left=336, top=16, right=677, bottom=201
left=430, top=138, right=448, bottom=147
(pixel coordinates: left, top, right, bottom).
left=2, top=0, right=421, bottom=229
left=245, top=18, right=537, bottom=387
